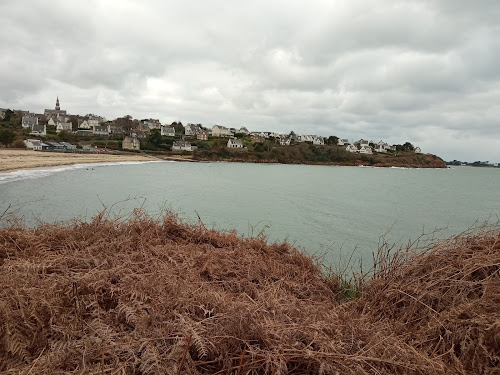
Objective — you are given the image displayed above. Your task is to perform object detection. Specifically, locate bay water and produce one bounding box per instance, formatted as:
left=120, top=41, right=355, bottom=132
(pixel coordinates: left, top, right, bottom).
left=1, top=161, right=499, bottom=269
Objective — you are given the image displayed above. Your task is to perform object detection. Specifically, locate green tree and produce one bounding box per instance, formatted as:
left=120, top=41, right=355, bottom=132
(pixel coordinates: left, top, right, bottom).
left=148, top=129, right=162, bottom=148
left=0, top=128, right=15, bottom=146
left=3, top=109, right=14, bottom=122
left=171, top=121, right=184, bottom=135
left=115, top=115, right=137, bottom=134
left=402, top=142, right=415, bottom=151
left=326, top=136, right=339, bottom=145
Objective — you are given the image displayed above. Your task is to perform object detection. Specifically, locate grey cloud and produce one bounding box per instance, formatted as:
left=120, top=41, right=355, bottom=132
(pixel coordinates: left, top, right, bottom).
left=2, top=0, right=500, bottom=161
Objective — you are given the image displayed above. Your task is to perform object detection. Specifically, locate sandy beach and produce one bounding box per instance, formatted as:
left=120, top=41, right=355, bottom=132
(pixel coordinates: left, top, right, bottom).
left=0, top=149, right=158, bottom=173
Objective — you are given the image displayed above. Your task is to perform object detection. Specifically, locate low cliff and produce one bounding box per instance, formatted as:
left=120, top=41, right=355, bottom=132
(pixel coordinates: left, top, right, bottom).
left=193, top=143, right=447, bottom=168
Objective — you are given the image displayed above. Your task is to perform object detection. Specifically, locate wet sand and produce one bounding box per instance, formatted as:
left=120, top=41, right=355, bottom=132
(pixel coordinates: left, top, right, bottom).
left=0, top=149, right=157, bottom=173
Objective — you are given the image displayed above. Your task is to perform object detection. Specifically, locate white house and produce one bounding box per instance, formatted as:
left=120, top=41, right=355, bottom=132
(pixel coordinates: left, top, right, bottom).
left=374, top=140, right=391, bottom=153
left=227, top=138, right=243, bottom=148
left=88, top=118, right=100, bottom=129
left=78, top=120, right=91, bottom=130
left=297, top=135, right=316, bottom=143
left=93, top=125, right=110, bottom=136
left=161, top=125, right=175, bottom=137
left=313, top=137, right=325, bottom=145
left=24, top=139, right=41, bottom=149
left=359, top=145, right=373, bottom=154
left=143, top=119, right=161, bottom=130
left=357, top=139, right=369, bottom=147
left=30, top=124, right=46, bottom=136
left=346, top=144, right=358, bottom=153
left=56, top=121, right=72, bottom=132
left=337, top=138, right=349, bottom=146
left=184, top=124, right=202, bottom=136
left=29, top=140, right=49, bottom=151
left=414, top=146, right=422, bottom=153
left=279, top=137, right=291, bottom=146
left=259, top=132, right=269, bottom=139
left=31, top=141, right=44, bottom=151
left=172, top=141, right=193, bottom=151
left=212, top=125, right=232, bottom=137
left=22, top=115, right=38, bottom=129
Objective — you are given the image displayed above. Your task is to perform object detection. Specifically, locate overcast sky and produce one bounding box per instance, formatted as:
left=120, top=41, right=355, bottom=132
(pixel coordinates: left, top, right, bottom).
left=1, top=0, right=499, bottom=161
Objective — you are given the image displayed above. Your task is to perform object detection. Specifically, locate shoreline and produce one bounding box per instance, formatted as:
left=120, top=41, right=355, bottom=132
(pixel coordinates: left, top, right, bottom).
left=0, top=149, right=160, bottom=174
left=191, top=156, right=448, bottom=169
left=0, top=149, right=447, bottom=174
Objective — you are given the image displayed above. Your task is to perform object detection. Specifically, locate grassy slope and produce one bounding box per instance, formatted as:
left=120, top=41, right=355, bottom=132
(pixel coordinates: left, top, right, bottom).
left=0, top=213, right=497, bottom=374
left=192, top=143, right=447, bottom=168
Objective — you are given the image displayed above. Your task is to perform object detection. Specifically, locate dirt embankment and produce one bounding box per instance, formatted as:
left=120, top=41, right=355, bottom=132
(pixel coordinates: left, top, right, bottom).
left=193, top=144, right=447, bottom=168
left=0, top=213, right=497, bottom=374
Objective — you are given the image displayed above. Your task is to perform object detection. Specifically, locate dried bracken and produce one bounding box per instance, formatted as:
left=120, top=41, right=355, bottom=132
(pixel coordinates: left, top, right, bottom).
left=359, top=225, right=500, bottom=375
left=0, top=212, right=498, bottom=374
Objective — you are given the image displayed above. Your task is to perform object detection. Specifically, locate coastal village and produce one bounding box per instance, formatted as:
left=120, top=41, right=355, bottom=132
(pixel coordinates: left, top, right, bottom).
left=0, top=98, right=424, bottom=157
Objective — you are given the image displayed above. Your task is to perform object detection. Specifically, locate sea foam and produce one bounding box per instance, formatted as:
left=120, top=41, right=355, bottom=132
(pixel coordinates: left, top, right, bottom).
left=0, top=161, right=166, bottom=185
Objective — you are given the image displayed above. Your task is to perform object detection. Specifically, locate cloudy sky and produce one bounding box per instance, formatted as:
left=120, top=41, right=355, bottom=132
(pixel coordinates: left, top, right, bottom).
left=1, top=0, right=499, bottom=161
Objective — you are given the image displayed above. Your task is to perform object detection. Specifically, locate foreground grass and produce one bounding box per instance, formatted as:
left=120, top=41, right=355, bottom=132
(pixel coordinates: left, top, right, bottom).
left=0, top=212, right=498, bottom=374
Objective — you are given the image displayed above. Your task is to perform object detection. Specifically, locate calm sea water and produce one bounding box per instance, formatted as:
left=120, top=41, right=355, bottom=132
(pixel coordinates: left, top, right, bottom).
left=1, top=161, right=499, bottom=268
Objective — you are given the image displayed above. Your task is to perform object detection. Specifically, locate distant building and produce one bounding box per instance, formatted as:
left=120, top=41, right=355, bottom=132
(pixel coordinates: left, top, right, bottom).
left=110, top=125, right=125, bottom=135
left=31, top=140, right=45, bottom=151
left=251, top=134, right=264, bottom=143
left=44, top=97, right=68, bottom=121
left=24, top=139, right=41, bottom=149
left=374, top=141, right=390, bottom=153
left=22, top=115, right=38, bottom=129
left=78, top=120, right=91, bottom=130
left=59, top=142, right=77, bottom=150
left=56, top=122, right=73, bottom=132
left=346, top=144, right=358, bottom=153
left=88, top=115, right=100, bottom=129
left=227, top=138, right=243, bottom=148
left=312, top=137, right=324, bottom=145
left=279, top=137, right=291, bottom=146
left=414, top=146, right=422, bottom=153
left=184, top=123, right=202, bottom=136
left=238, top=127, right=249, bottom=134
left=93, top=125, right=110, bottom=136
left=122, top=134, right=140, bottom=151
left=172, top=141, right=193, bottom=151
left=44, top=141, right=64, bottom=150
left=197, top=130, right=208, bottom=140
left=337, top=138, right=349, bottom=146
left=359, top=145, right=372, bottom=154
left=30, top=124, right=46, bottom=136
left=143, top=119, right=161, bottom=130
left=161, top=125, right=175, bottom=137
left=212, top=125, right=232, bottom=137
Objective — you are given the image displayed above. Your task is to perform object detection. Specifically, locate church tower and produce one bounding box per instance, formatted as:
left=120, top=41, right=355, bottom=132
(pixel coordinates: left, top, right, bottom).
left=55, top=97, right=60, bottom=111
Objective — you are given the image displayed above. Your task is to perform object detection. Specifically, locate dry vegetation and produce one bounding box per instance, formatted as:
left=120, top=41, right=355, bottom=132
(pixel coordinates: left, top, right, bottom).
left=193, top=144, right=446, bottom=169
left=0, top=211, right=498, bottom=374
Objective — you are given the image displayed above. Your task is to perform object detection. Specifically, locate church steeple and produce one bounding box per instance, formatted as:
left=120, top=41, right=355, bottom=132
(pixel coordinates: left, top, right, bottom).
left=55, top=97, right=60, bottom=111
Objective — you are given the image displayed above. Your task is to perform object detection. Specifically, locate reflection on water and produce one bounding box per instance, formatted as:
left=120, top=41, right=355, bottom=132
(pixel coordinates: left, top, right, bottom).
left=1, top=162, right=499, bottom=267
